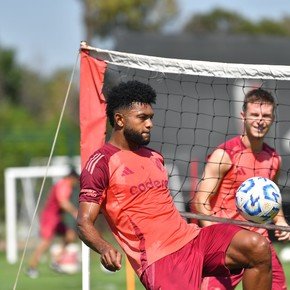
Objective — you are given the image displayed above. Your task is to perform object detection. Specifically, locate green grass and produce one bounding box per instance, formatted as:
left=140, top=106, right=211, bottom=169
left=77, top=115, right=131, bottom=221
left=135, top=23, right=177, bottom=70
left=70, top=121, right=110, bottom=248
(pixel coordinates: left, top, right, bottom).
left=1, top=244, right=290, bottom=290
left=1, top=250, right=144, bottom=290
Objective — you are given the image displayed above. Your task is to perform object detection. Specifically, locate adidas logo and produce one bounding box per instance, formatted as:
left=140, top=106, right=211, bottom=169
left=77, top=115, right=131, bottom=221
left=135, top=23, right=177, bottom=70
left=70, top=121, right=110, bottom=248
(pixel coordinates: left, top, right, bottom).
left=236, top=167, right=246, bottom=175
left=121, top=167, right=134, bottom=176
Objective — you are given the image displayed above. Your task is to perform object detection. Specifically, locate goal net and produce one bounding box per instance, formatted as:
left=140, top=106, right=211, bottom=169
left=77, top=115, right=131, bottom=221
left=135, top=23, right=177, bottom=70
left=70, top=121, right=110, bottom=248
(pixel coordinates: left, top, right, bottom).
left=80, top=45, right=290, bottom=230
left=78, top=44, right=290, bottom=290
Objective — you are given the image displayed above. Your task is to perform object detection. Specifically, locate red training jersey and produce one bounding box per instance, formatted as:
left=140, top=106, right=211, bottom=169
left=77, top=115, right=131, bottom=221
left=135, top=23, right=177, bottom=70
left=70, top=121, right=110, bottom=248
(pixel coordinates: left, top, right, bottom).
left=41, top=177, right=75, bottom=222
left=79, top=143, right=200, bottom=277
left=209, top=136, right=281, bottom=236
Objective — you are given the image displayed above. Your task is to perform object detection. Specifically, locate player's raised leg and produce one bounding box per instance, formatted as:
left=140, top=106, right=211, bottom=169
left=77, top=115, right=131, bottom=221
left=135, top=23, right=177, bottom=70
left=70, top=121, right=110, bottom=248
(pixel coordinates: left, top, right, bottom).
left=225, top=229, right=272, bottom=289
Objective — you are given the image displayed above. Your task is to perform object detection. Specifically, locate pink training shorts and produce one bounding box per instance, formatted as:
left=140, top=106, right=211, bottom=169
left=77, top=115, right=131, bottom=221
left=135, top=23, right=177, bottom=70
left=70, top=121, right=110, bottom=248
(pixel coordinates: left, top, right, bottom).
left=39, top=213, right=66, bottom=240
left=140, top=224, right=242, bottom=290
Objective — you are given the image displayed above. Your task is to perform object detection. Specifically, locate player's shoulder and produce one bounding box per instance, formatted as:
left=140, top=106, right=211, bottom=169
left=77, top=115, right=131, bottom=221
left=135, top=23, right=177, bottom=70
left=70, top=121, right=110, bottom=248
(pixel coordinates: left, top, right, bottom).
left=217, top=136, right=243, bottom=156
left=263, top=142, right=280, bottom=156
left=92, top=143, right=120, bottom=157
left=84, top=143, right=120, bottom=172
left=218, top=136, right=241, bottom=150
left=207, top=136, right=240, bottom=162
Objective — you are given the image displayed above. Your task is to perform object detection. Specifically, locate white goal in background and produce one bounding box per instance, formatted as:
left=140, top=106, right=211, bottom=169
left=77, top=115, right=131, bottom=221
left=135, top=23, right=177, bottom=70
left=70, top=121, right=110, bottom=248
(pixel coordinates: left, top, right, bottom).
left=5, top=157, right=80, bottom=264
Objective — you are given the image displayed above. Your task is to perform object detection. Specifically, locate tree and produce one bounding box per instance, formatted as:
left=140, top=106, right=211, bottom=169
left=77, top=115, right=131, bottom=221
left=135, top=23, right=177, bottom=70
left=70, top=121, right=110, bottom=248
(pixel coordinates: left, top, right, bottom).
left=183, top=8, right=290, bottom=37
left=256, top=19, right=288, bottom=36
left=0, top=46, right=79, bottom=220
left=79, top=0, right=178, bottom=43
left=20, top=68, right=79, bottom=123
left=0, top=47, right=22, bottom=103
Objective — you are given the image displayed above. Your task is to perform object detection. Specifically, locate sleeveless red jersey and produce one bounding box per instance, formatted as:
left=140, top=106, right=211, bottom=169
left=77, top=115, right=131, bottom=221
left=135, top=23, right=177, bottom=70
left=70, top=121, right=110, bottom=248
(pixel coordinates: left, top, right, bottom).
left=209, top=136, right=281, bottom=236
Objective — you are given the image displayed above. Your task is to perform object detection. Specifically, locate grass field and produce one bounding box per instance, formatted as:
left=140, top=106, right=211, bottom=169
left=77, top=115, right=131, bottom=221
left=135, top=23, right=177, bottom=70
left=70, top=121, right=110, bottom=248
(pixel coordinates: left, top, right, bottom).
left=0, top=248, right=144, bottom=290
left=1, top=244, right=290, bottom=290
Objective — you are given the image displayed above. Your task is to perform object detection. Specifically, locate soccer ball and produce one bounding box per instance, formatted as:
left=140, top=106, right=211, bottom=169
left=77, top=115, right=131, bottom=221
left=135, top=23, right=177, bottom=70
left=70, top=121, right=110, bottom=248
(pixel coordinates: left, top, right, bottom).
left=235, top=177, right=281, bottom=224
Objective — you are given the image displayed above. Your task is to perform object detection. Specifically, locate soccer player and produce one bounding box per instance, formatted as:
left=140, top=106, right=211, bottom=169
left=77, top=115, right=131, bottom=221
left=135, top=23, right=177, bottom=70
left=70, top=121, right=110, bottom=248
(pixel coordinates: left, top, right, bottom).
left=77, top=81, right=272, bottom=290
left=26, top=169, right=79, bottom=278
left=194, top=88, right=289, bottom=289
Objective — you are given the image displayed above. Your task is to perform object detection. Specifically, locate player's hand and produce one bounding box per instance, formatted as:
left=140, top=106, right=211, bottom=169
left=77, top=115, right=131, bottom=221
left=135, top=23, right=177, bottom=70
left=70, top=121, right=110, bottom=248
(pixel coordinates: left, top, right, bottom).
left=100, top=247, right=122, bottom=272
left=274, top=221, right=290, bottom=241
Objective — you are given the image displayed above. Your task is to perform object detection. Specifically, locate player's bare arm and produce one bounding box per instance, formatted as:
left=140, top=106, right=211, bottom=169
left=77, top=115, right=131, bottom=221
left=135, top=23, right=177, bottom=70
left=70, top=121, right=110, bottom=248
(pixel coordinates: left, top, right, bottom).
left=271, top=169, right=290, bottom=241
left=273, top=208, right=290, bottom=241
left=77, top=202, right=122, bottom=271
left=194, top=148, right=232, bottom=227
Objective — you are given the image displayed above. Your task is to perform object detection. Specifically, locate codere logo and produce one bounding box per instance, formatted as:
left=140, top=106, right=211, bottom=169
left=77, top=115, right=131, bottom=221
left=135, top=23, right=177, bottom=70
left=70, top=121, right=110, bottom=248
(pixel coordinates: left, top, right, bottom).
left=130, top=178, right=168, bottom=195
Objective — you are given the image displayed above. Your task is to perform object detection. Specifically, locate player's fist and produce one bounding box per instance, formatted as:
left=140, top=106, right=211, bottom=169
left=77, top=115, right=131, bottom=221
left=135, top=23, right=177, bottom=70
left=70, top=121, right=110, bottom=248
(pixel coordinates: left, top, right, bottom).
left=100, top=248, right=122, bottom=272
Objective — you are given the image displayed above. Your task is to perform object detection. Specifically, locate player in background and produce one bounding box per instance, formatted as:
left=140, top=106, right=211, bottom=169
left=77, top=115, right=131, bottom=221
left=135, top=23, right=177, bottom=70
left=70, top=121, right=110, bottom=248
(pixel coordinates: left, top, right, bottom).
left=26, top=169, right=79, bottom=278
left=194, top=88, right=289, bottom=289
left=77, top=80, right=272, bottom=290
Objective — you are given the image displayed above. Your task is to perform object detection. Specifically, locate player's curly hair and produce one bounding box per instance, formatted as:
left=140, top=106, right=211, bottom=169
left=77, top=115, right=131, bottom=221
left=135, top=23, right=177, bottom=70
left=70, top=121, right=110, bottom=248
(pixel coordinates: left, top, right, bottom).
left=243, top=88, right=276, bottom=112
left=106, top=80, right=156, bottom=127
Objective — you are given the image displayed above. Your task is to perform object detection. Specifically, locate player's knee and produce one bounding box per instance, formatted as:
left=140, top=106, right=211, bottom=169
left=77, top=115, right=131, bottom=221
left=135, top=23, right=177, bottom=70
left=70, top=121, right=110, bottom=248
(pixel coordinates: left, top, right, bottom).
left=246, top=233, right=271, bottom=265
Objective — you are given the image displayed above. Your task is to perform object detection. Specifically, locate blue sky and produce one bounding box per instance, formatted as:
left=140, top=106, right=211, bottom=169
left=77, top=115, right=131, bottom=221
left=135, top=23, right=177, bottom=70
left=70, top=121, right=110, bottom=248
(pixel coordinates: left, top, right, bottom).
left=0, top=0, right=289, bottom=75
left=0, top=0, right=83, bottom=74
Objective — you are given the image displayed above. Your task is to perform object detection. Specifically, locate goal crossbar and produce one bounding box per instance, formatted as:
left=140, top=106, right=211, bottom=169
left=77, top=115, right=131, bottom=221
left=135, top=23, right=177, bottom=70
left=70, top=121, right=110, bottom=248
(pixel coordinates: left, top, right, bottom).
left=82, top=44, right=290, bottom=80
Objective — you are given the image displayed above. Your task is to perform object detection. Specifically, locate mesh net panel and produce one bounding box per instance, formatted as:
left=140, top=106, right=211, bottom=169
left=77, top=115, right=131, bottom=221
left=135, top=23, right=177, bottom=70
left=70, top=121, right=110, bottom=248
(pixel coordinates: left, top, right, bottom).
left=88, top=47, right=290, bottom=231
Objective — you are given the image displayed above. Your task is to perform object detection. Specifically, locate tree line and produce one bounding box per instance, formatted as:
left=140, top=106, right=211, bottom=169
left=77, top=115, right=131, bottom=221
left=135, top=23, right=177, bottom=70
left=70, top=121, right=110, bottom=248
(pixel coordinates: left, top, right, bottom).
left=79, top=1, right=290, bottom=42
left=0, top=47, right=79, bottom=221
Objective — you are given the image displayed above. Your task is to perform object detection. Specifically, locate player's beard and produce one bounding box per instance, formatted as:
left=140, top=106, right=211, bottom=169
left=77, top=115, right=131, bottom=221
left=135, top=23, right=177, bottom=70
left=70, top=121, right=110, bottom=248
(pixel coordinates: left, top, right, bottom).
left=124, top=127, right=150, bottom=146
